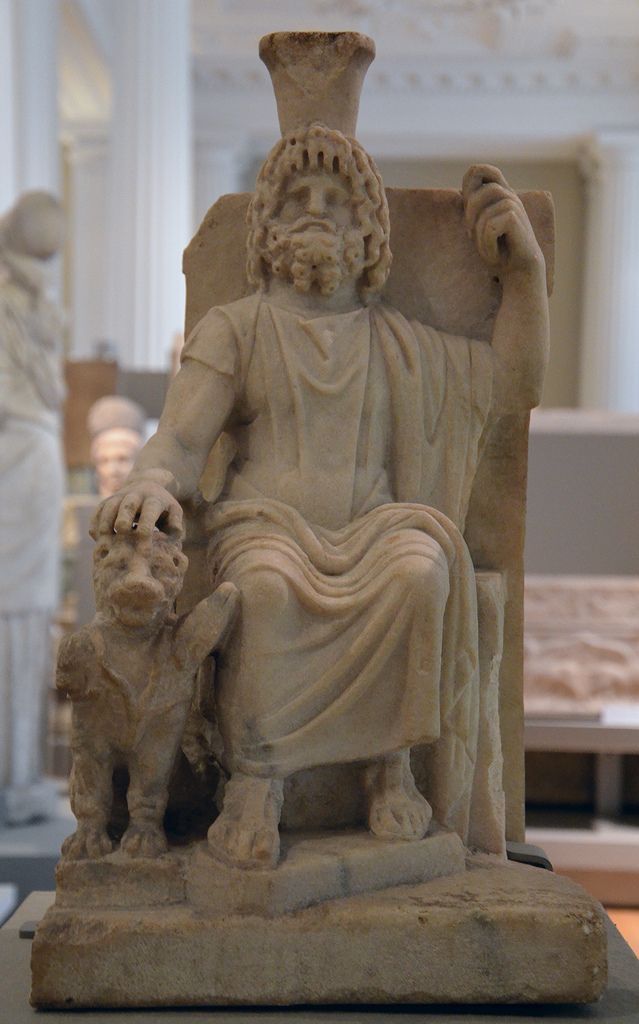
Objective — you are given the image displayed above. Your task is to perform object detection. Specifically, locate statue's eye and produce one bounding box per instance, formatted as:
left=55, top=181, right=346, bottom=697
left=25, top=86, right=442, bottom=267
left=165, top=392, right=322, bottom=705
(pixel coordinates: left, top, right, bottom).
left=173, top=557, right=181, bottom=568
left=97, top=547, right=109, bottom=560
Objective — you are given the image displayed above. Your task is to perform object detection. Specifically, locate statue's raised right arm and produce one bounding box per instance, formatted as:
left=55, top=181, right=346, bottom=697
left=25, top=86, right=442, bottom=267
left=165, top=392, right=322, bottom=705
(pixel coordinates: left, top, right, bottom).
left=91, top=355, right=234, bottom=539
left=462, top=163, right=550, bottom=415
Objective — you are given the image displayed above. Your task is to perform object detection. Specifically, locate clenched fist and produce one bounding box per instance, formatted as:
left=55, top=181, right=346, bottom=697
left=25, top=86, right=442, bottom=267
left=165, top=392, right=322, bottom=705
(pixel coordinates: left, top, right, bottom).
left=462, top=164, right=544, bottom=278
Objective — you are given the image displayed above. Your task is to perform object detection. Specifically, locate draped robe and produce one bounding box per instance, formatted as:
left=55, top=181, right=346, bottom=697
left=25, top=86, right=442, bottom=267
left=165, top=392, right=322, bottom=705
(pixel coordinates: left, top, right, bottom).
left=182, top=292, right=494, bottom=834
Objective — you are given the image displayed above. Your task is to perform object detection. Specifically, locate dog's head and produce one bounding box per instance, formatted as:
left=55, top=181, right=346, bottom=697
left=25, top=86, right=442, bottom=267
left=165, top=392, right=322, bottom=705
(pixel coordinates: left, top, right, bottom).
left=93, top=528, right=188, bottom=630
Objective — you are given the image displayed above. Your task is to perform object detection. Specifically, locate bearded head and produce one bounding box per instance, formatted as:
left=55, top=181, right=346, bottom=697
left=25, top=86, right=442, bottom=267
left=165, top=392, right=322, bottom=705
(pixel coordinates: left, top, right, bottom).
left=246, top=124, right=391, bottom=302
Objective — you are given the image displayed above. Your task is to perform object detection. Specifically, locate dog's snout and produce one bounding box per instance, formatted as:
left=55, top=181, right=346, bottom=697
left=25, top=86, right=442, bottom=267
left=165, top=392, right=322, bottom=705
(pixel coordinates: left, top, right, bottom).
left=112, top=572, right=164, bottom=607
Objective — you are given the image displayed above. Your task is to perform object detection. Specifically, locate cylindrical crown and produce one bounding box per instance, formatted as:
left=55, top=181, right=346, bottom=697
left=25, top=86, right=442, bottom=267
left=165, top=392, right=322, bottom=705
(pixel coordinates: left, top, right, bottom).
left=259, top=31, right=375, bottom=137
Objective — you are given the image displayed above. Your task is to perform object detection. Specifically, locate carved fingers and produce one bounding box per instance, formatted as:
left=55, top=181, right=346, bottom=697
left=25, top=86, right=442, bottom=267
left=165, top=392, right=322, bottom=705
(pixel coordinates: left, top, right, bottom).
left=89, top=494, right=118, bottom=539
left=90, top=482, right=184, bottom=540
left=462, top=163, right=543, bottom=276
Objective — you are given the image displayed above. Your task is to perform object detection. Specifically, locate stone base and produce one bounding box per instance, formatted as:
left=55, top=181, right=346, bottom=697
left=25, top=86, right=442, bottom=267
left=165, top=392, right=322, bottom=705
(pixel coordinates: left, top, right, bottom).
left=53, top=827, right=465, bottom=917
left=31, top=857, right=607, bottom=1008
left=188, top=827, right=466, bottom=916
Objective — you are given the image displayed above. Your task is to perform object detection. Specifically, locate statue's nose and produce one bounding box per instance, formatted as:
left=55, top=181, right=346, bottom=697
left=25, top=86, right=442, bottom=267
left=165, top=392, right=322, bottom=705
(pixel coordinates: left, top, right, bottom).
left=307, top=186, right=326, bottom=216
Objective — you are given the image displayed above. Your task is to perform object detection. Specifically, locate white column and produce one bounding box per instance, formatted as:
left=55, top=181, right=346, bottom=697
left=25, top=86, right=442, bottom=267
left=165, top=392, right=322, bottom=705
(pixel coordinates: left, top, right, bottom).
left=66, top=130, right=110, bottom=359
left=106, top=0, right=192, bottom=371
left=579, top=131, right=639, bottom=411
left=193, top=139, right=249, bottom=229
left=0, top=0, right=17, bottom=211
left=0, top=0, right=60, bottom=212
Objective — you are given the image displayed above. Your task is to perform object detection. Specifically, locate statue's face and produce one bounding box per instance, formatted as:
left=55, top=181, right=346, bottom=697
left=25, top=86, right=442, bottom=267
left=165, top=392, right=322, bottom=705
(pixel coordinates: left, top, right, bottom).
left=267, top=168, right=365, bottom=296
left=275, top=171, right=355, bottom=232
left=92, top=429, right=143, bottom=498
left=93, top=532, right=187, bottom=630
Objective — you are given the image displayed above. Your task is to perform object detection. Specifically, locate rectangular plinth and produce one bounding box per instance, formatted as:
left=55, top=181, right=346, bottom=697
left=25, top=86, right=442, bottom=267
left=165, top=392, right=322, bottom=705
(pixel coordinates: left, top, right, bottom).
left=55, top=851, right=187, bottom=909
left=31, top=860, right=607, bottom=1008
left=188, top=828, right=465, bottom=916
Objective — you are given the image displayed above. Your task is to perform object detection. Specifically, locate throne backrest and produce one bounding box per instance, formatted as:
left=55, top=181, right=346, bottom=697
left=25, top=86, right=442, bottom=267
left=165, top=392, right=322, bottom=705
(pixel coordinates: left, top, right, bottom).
left=182, top=187, right=554, bottom=842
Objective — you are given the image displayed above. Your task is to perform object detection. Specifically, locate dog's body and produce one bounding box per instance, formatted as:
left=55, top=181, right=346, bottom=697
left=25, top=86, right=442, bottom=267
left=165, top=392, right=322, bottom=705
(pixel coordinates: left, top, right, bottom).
left=57, top=529, right=238, bottom=859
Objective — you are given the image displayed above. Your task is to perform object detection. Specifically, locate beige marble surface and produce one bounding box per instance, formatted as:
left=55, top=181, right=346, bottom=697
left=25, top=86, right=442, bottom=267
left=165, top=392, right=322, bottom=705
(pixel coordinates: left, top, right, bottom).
left=31, top=859, right=607, bottom=1008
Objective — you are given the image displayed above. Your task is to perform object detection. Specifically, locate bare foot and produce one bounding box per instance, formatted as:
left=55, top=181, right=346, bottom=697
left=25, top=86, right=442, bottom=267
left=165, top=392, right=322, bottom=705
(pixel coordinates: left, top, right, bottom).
left=62, top=825, right=114, bottom=860
left=120, top=822, right=168, bottom=858
left=365, top=749, right=432, bottom=841
left=207, top=772, right=284, bottom=870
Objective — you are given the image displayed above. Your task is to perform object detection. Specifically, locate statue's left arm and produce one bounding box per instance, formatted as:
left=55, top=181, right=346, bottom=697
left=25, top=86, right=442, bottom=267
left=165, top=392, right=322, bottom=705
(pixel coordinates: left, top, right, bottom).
left=462, top=164, right=549, bottom=414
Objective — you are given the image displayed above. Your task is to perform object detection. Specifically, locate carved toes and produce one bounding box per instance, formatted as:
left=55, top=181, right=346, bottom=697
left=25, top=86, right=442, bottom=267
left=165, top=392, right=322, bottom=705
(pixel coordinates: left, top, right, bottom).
left=61, top=826, right=114, bottom=861
left=207, top=817, right=280, bottom=870
left=120, top=824, right=168, bottom=858
left=369, top=791, right=432, bottom=842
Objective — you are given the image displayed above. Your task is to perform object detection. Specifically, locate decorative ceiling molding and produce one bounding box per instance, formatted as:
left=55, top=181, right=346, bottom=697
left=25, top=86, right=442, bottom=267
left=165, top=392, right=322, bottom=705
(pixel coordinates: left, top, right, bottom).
left=191, top=0, right=639, bottom=98
left=312, top=0, right=564, bottom=50
left=192, top=0, right=639, bottom=59
left=193, top=53, right=639, bottom=98
left=60, top=0, right=639, bottom=153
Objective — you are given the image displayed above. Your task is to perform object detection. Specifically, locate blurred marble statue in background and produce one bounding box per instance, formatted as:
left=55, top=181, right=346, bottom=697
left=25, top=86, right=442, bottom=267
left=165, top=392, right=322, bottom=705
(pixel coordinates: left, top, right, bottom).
left=0, top=191, right=65, bottom=825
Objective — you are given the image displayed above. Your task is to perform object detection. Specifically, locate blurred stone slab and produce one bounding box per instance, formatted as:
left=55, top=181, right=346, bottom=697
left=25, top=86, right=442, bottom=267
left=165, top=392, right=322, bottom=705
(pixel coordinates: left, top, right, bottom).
left=524, top=574, right=639, bottom=716
left=31, top=860, right=607, bottom=1008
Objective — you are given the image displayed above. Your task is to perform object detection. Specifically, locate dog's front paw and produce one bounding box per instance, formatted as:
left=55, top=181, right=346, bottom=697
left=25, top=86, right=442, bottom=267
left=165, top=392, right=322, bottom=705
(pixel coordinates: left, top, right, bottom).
left=62, top=826, right=114, bottom=860
left=120, top=823, right=168, bottom=858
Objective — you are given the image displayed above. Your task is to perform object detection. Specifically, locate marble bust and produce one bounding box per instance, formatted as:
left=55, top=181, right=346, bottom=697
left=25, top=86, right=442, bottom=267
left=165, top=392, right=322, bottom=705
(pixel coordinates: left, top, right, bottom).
left=32, top=32, right=607, bottom=1008
left=87, top=395, right=146, bottom=498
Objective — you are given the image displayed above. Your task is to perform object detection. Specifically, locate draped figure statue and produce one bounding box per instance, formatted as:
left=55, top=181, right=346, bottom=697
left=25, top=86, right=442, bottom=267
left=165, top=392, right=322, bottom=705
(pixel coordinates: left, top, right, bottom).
left=94, top=105, right=548, bottom=869
left=0, top=192, right=65, bottom=824
left=32, top=33, right=608, bottom=1013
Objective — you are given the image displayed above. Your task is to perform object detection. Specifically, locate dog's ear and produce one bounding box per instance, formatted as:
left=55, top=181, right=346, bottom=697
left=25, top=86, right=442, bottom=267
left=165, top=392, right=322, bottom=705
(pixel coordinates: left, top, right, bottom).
left=152, top=532, right=188, bottom=575
left=171, top=547, right=188, bottom=575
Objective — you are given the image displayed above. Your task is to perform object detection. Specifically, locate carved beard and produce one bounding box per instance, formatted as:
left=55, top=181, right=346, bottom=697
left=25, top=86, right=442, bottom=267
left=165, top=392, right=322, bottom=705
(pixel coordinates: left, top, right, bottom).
left=265, top=218, right=366, bottom=296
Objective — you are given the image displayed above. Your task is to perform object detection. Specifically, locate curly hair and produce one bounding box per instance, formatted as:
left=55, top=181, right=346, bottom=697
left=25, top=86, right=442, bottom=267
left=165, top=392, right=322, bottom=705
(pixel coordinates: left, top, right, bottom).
left=246, top=124, right=392, bottom=302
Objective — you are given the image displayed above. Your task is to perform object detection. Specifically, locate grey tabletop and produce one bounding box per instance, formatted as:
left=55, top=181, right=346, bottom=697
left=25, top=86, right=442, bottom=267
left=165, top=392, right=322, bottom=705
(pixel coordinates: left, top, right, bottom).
left=2, top=894, right=638, bottom=1022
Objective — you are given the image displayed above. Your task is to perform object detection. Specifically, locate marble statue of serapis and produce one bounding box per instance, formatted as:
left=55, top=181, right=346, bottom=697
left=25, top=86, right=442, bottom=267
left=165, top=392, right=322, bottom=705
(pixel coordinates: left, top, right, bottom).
left=93, top=33, right=548, bottom=871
